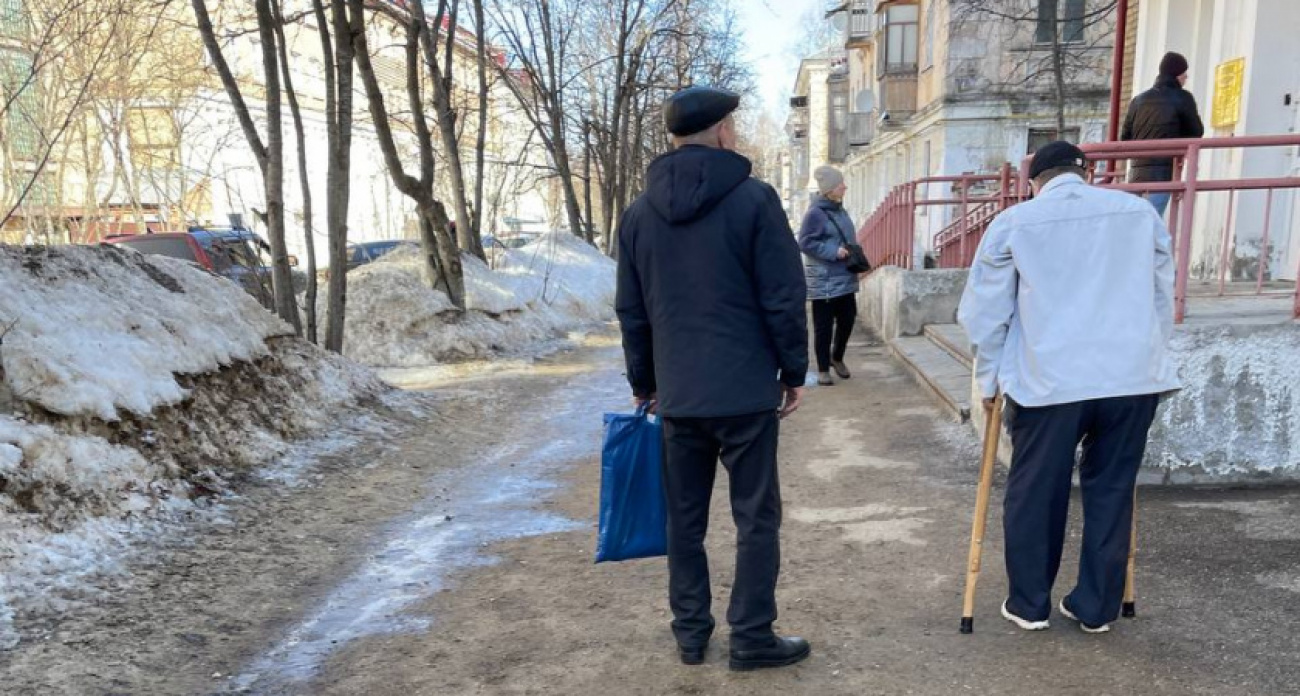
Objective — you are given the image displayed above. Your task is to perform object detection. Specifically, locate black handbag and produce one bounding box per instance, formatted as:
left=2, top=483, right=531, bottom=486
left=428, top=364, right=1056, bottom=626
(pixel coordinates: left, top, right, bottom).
left=825, top=213, right=872, bottom=274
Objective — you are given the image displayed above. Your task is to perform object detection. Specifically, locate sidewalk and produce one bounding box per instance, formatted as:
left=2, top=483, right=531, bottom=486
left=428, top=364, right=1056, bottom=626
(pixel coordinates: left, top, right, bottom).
left=309, top=337, right=1300, bottom=695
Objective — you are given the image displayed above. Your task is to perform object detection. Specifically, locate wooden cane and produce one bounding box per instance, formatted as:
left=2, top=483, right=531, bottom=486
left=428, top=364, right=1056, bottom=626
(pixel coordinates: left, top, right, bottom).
left=1122, top=488, right=1138, bottom=618
left=960, top=395, right=1003, bottom=634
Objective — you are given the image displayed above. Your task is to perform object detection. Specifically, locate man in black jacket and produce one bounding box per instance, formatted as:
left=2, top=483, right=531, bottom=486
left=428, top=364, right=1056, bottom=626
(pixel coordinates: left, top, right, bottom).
left=615, top=85, right=810, bottom=671
left=1122, top=51, right=1205, bottom=215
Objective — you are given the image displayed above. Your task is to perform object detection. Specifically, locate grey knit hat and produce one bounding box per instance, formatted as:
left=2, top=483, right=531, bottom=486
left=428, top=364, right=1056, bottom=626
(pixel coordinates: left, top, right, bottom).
left=814, top=166, right=845, bottom=195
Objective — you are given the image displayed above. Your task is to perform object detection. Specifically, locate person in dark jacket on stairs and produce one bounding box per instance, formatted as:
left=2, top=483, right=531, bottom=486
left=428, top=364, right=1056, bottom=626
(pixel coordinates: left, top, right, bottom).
left=615, top=85, right=811, bottom=672
left=798, top=165, right=861, bottom=386
left=1121, top=51, right=1205, bottom=216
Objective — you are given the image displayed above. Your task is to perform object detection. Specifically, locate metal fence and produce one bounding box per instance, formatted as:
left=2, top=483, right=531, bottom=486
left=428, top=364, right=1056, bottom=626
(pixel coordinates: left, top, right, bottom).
left=856, top=134, right=1300, bottom=322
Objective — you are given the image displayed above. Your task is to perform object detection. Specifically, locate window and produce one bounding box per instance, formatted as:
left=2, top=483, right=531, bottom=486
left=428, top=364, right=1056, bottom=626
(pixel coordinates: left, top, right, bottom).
left=829, top=79, right=849, bottom=163
left=1027, top=127, right=1081, bottom=155
left=878, top=3, right=920, bottom=77
left=1036, top=0, right=1086, bottom=45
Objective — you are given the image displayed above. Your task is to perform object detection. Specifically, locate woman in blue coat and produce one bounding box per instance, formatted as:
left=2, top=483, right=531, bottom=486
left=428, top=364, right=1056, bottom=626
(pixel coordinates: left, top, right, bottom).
left=798, top=166, right=861, bottom=386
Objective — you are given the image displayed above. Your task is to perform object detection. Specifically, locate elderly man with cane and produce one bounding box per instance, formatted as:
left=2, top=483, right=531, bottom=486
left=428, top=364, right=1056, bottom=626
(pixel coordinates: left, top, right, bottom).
left=958, top=141, right=1180, bottom=634
left=615, top=86, right=811, bottom=670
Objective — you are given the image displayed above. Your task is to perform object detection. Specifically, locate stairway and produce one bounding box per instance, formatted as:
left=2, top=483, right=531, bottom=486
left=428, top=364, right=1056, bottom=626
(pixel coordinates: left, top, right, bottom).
left=888, top=323, right=973, bottom=422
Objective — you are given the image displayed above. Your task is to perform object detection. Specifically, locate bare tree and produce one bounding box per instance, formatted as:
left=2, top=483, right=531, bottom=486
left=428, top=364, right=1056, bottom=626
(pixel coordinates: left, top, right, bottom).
left=952, top=0, right=1118, bottom=137
left=190, top=0, right=301, bottom=332
left=470, top=0, right=491, bottom=246
left=351, top=0, right=466, bottom=309
left=305, top=0, right=361, bottom=353
left=488, top=0, right=587, bottom=240
left=0, top=0, right=134, bottom=234
left=270, top=0, right=318, bottom=343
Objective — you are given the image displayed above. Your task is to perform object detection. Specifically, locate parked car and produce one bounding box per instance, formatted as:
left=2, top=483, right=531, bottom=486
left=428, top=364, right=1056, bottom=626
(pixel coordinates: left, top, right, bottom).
left=104, top=228, right=285, bottom=308
left=482, top=231, right=542, bottom=251
left=346, top=240, right=417, bottom=271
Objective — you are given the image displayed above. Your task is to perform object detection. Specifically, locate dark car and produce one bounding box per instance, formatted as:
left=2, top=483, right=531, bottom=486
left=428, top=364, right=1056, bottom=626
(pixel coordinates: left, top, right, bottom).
left=105, top=228, right=285, bottom=308
left=482, top=232, right=541, bottom=251
left=346, top=240, right=416, bottom=271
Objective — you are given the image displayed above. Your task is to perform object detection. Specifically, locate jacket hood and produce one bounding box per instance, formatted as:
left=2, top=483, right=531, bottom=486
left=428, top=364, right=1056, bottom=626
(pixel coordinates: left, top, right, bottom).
left=643, top=146, right=753, bottom=224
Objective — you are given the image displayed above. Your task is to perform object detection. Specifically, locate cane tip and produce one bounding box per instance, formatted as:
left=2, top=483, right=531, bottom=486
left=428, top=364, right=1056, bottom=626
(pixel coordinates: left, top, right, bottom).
left=960, top=617, right=974, bottom=634
left=1122, top=602, right=1136, bottom=618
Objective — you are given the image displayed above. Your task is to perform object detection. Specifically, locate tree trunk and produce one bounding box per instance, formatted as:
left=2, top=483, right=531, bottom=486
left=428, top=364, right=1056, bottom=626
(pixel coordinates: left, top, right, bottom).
left=192, top=0, right=300, bottom=332
left=1051, top=15, right=1067, bottom=138
left=411, top=0, right=485, bottom=261
left=582, top=121, right=595, bottom=245
left=273, top=0, right=318, bottom=344
left=472, top=0, right=489, bottom=243
left=254, top=0, right=300, bottom=333
left=350, top=0, right=465, bottom=308
left=315, top=0, right=357, bottom=353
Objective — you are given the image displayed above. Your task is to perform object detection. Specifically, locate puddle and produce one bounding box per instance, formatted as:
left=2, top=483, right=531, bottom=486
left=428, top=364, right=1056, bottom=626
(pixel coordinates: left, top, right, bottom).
left=230, top=356, right=626, bottom=692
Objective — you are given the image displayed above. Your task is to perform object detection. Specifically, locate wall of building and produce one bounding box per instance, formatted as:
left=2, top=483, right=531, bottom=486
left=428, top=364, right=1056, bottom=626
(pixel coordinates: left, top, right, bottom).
left=1134, top=0, right=1299, bottom=283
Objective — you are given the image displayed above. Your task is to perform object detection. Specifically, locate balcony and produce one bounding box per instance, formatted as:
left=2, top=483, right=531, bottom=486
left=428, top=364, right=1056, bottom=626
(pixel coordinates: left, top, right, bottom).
left=879, top=70, right=918, bottom=122
left=846, top=0, right=875, bottom=47
left=847, top=112, right=875, bottom=147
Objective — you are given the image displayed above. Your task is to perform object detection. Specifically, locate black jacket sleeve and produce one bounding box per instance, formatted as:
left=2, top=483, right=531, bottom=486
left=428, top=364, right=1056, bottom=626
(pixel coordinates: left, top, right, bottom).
left=1179, top=91, right=1205, bottom=138
left=615, top=217, right=656, bottom=397
left=1121, top=98, right=1136, bottom=141
left=752, top=184, right=809, bottom=388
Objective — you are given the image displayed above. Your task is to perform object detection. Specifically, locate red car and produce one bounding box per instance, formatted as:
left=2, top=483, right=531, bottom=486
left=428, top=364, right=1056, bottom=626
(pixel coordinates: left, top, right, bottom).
left=104, top=229, right=283, bottom=308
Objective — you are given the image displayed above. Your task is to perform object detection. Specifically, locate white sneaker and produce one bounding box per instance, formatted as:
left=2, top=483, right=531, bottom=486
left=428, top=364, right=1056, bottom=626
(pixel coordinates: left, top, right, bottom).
left=1059, top=599, right=1111, bottom=634
left=1001, top=600, right=1050, bottom=631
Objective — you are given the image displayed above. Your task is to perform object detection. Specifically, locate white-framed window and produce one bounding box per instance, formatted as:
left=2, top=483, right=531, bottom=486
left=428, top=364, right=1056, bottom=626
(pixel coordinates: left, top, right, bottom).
left=878, top=3, right=920, bottom=77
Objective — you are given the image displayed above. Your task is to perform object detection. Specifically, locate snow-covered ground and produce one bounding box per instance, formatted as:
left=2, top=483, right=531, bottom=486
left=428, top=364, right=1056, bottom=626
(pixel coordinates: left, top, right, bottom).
left=0, top=245, right=393, bottom=650
left=340, top=232, right=616, bottom=367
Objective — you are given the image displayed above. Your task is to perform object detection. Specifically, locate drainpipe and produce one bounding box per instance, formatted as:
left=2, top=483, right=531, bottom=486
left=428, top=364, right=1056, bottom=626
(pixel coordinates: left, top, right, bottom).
left=1107, top=0, right=1129, bottom=143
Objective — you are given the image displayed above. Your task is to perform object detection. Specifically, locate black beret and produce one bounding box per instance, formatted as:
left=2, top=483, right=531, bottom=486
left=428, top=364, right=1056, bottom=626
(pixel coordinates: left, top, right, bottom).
left=663, top=85, right=740, bottom=136
left=1029, top=140, right=1087, bottom=179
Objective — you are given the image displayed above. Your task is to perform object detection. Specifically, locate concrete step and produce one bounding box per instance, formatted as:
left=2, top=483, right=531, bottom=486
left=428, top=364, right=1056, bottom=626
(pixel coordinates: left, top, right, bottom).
left=890, top=335, right=972, bottom=423
left=923, top=324, right=973, bottom=369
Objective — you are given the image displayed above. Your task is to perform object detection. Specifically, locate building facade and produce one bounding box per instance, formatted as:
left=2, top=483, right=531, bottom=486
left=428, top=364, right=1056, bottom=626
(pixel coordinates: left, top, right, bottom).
left=1132, top=0, right=1300, bottom=282
left=789, top=0, right=1114, bottom=263
left=0, top=0, right=554, bottom=264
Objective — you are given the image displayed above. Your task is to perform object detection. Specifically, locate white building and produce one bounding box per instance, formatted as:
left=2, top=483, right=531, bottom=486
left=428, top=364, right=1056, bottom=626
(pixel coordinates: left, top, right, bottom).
left=1132, top=0, right=1300, bottom=282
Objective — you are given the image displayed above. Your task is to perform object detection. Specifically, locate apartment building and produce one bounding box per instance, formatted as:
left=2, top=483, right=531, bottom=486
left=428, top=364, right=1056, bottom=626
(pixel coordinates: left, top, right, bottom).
left=788, top=0, right=1114, bottom=263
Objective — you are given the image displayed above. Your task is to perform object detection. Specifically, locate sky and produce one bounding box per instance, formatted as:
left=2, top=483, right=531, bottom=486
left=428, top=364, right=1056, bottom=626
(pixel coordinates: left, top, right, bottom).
left=737, top=0, right=826, bottom=120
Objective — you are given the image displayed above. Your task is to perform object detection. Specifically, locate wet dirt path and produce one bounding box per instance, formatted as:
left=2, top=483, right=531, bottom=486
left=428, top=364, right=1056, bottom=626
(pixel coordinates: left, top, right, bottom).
left=5, top=332, right=1300, bottom=696
left=309, top=336, right=1300, bottom=696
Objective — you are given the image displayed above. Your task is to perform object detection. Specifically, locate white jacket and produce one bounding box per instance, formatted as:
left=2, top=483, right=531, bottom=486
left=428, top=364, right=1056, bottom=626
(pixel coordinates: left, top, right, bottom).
left=957, top=174, right=1180, bottom=407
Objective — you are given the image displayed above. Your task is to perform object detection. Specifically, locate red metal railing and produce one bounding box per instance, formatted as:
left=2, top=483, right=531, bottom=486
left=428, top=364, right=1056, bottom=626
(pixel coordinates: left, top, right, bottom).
left=859, top=165, right=1014, bottom=271
left=857, top=134, right=1300, bottom=322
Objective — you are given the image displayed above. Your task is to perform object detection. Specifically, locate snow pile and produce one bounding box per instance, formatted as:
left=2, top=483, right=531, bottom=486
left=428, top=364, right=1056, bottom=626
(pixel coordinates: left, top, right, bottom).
left=0, top=246, right=288, bottom=420
left=341, top=232, right=615, bottom=367
left=0, top=244, right=393, bottom=650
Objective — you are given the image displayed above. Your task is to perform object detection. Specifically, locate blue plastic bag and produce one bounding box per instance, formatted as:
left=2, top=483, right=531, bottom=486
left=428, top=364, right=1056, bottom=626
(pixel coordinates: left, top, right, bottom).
left=595, top=406, right=667, bottom=563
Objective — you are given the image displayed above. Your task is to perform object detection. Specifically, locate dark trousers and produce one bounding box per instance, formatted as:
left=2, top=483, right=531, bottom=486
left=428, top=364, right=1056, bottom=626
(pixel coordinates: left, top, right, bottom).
left=661, top=411, right=782, bottom=650
left=1003, top=394, right=1160, bottom=626
left=812, top=293, right=857, bottom=373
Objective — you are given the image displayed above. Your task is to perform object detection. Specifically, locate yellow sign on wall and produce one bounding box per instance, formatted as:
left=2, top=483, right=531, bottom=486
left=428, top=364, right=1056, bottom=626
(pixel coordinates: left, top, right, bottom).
left=1212, top=57, right=1246, bottom=129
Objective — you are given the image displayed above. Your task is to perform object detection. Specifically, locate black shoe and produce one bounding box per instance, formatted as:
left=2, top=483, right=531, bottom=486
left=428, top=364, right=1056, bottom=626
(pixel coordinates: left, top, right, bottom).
left=678, top=644, right=707, bottom=665
left=729, top=636, right=811, bottom=672
left=831, top=360, right=851, bottom=379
